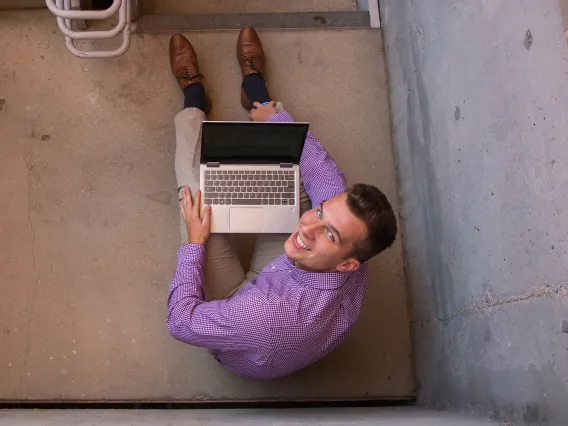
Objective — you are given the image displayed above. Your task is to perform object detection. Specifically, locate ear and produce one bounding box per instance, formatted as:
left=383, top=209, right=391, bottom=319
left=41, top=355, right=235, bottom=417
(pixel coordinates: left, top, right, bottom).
left=336, top=257, right=361, bottom=272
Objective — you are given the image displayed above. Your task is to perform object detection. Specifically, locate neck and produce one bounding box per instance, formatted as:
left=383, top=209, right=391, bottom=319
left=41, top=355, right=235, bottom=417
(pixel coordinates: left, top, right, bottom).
left=293, top=260, right=336, bottom=274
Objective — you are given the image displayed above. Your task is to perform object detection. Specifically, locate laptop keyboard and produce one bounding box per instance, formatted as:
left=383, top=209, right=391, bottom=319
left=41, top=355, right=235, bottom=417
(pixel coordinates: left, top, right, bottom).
left=204, top=170, right=296, bottom=206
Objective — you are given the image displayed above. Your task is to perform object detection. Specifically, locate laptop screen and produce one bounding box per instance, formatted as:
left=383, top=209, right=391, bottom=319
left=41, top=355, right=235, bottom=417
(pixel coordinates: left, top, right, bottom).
left=201, top=121, right=309, bottom=164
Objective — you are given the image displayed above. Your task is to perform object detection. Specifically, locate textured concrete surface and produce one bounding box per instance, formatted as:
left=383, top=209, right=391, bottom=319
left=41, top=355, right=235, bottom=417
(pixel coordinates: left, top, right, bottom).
left=0, top=10, right=412, bottom=401
left=0, top=407, right=499, bottom=425
left=141, top=0, right=357, bottom=15
left=381, top=0, right=568, bottom=424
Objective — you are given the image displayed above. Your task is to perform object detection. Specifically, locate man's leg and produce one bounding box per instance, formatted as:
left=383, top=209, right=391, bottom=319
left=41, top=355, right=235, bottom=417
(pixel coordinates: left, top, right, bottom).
left=247, top=187, right=311, bottom=278
left=221, top=180, right=310, bottom=297
left=242, top=73, right=271, bottom=106
left=235, top=27, right=312, bottom=278
left=171, top=34, right=245, bottom=301
left=237, top=26, right=272, bottom=110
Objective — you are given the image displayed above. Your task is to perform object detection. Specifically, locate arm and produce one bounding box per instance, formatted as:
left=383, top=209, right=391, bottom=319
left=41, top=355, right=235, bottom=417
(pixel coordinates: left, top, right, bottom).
left=167, top=245, right=268, bottom=351
left=264, top=108, right=348, bottom=207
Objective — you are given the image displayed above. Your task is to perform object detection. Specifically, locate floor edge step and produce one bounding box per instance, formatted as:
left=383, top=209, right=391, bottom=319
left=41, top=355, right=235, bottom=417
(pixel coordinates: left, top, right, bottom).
left=138, top=12, right=371, bottom=32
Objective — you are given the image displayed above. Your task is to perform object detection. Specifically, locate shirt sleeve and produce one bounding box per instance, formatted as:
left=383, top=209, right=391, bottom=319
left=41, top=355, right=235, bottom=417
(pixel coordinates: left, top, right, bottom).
left=166, top=244, right=269, bottom=352
left=267, top=111, right=348, bottom=207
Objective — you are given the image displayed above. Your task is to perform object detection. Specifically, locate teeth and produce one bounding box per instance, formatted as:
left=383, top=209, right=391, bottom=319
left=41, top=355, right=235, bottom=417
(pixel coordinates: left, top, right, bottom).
left=296, top=234, right=310, bottom=250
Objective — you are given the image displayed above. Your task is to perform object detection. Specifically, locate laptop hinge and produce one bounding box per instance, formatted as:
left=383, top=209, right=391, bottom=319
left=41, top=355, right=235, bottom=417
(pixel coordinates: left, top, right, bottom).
left=280, top=163, right=293, bottom=168
left=206, top=162, right=220, bottom=168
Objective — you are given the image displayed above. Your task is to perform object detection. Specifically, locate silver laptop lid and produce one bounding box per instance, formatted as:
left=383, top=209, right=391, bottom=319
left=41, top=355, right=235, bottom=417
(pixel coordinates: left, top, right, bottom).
left=200, top=121, right=309, bottom=165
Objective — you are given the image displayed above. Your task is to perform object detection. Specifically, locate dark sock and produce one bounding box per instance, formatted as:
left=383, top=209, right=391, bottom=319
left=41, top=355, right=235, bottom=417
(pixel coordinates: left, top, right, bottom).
left=242, top=73, right=272, bottom=104
left=183, top=83, right=206, bottom=112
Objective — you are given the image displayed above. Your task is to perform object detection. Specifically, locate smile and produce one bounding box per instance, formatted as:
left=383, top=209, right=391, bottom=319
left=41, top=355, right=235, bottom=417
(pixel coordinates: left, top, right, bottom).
left=293, top=232, right=311, bottom=251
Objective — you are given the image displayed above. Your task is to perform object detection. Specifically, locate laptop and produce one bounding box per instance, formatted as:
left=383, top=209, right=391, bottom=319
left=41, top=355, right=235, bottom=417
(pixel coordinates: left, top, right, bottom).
left=200, top=121, right=309, bottom=233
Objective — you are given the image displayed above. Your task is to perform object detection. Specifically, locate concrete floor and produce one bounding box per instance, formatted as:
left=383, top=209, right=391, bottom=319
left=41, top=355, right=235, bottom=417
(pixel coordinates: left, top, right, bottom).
left=0, top=10, right=412, bottom=401
left=0, top=407, right=499, bottom=425
left=381, top=0, right=568, bottom=424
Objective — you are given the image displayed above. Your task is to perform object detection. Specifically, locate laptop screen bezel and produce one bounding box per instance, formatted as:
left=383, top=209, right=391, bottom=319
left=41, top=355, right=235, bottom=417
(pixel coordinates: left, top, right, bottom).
left=200, top=121, right=309, bottom=165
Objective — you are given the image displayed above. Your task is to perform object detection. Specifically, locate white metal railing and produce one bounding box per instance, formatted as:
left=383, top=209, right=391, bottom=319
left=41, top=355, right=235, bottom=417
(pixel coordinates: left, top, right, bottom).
left=46, top=0, right=131, bottom=58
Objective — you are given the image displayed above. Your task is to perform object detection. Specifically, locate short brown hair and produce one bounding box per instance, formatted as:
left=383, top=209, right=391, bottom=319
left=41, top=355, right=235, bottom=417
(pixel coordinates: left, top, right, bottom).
left=346, top=184, right=397, bottom=262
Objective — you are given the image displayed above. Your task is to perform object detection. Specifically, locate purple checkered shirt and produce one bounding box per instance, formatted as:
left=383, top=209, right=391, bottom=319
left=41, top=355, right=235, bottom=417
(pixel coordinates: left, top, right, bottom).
left=167, top=111, right=369, bottom=379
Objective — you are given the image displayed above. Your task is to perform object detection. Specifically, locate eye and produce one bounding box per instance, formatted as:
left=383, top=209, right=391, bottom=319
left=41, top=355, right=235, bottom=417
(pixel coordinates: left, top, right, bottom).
left=317, top=208, right=323, bottom=219
left=327, top=229, right=335, bottom=242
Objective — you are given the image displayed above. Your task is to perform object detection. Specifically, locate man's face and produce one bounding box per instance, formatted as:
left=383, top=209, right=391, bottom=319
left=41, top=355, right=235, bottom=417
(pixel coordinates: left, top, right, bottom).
left=284, top=192, right=368, bottom=273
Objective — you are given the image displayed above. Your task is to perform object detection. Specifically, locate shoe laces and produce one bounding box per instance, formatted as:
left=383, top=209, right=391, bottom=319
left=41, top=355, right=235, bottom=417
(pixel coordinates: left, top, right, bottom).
left=243, top=56, right=264, bottom=77
left=178, top=66, right=204, bottom=81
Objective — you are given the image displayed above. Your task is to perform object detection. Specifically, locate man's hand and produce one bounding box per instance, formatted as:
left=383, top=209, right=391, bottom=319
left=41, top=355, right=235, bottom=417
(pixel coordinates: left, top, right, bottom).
left=180, top=187, right=211, bottom=246
left=248, top=101, right=277, bottom=122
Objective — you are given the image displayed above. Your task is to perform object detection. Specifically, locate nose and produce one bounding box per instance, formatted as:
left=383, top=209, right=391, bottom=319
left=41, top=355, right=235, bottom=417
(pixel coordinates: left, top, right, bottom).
left=302, top=221, right=322, bottom=240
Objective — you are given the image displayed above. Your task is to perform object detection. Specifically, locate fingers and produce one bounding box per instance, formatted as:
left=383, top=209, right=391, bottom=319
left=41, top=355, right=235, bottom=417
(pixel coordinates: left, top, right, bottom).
left=183, top=187, right=193, bottom=209
left=179, top=200, right=186, bottom=221
left=249, top=108, right=258, bottom=121
left=180, top=187, right=194, bottom=222
left=180, top=188, right=188, bottom=220
left=253, top=101, right=274, bottom=109
left=202, top=204, right=212, bottom=229
left=192, top=189, right=201, bottom=217
left=249, top=101, right=278, bottom=122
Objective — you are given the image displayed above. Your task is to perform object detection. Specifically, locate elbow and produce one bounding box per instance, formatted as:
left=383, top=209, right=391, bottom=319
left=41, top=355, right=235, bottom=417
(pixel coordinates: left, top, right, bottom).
left=166, top=297, right=204, bottom=345
left=166, top=314, right=188, bottom=343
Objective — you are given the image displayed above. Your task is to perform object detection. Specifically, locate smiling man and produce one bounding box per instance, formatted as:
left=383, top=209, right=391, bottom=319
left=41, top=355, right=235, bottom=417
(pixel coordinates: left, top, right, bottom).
left=167, top=27, right=397, bottom=379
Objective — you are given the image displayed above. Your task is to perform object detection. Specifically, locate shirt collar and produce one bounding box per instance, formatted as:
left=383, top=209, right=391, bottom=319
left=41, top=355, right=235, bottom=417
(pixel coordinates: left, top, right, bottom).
left=281, top=256, right=353, bottom=290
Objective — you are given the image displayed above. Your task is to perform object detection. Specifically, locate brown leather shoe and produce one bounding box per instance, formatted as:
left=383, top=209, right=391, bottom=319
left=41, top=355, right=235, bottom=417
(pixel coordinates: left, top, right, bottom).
left=236, top=26, right=266, bottom=110
left=170, top=34, right=211, bottom=112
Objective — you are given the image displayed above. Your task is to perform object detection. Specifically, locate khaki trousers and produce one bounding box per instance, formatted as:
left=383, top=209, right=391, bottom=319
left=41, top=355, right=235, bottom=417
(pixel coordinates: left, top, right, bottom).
left=174, top=108, right=310, bottom=301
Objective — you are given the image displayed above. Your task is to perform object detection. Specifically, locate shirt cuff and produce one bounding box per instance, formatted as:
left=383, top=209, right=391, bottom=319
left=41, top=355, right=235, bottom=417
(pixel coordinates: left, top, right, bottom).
left=267, top=111, right=295, bottom=123
left=177, top=243, right=206, bottom=265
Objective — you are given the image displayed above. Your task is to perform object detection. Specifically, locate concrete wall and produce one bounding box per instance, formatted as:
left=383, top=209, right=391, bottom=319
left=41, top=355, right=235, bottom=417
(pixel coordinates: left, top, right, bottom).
left=380, top=0, right=568, bottom=425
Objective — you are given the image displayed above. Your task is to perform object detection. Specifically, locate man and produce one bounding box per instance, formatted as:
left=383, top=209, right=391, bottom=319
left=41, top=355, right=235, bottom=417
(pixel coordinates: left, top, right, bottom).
left=167, top=27, right=397, bottom=379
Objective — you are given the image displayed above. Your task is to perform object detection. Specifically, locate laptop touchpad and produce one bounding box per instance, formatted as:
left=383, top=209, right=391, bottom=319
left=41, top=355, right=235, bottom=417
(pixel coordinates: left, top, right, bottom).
left=229, top=208, right=265, bottom=232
